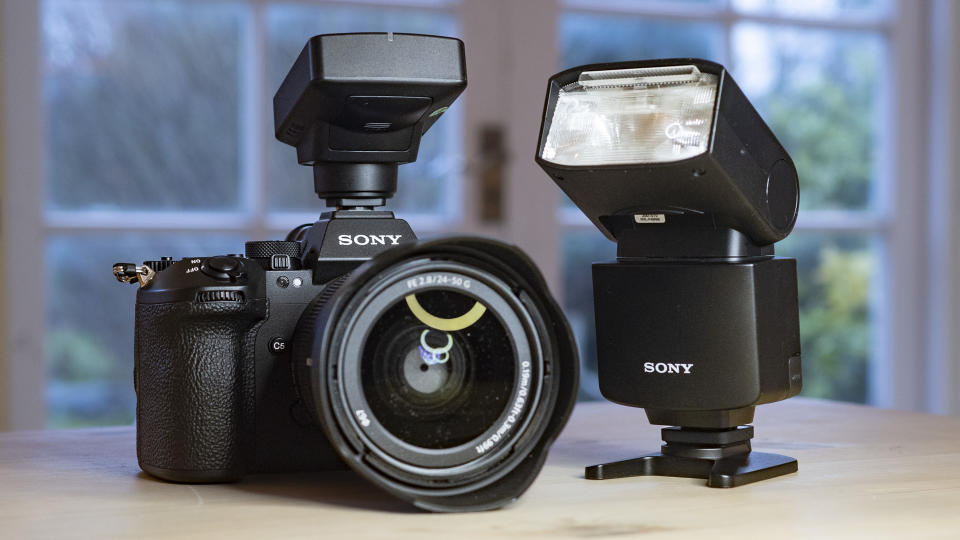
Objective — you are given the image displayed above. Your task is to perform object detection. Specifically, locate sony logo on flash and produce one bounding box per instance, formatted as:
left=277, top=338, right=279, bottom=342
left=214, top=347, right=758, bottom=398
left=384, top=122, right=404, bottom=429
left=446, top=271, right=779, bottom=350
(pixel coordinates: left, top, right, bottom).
left=338, top=234, right=403, bottom=246
left=644, top=362, right=694, bottom=374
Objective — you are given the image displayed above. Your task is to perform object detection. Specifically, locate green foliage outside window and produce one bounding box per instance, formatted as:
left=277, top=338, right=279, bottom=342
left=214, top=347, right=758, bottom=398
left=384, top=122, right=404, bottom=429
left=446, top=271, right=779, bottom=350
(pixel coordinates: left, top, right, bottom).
left=752, top=30, right=883, bottom=402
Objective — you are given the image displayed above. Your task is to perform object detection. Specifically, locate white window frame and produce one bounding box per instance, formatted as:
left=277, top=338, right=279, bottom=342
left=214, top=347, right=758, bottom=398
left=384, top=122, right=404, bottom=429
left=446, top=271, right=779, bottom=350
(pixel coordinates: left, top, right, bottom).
left=2, top=0, right=956, bottom=430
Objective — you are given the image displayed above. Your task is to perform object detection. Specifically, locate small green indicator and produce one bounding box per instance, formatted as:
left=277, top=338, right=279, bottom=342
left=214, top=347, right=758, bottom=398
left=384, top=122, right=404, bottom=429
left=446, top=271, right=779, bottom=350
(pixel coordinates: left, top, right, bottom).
left=429, top=106, right=449, bottom=118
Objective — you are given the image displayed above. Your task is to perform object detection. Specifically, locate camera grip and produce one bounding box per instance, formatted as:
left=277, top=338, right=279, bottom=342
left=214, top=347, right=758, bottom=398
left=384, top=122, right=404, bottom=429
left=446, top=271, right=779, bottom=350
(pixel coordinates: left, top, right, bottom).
left=134, top=298, right=267, bottom=482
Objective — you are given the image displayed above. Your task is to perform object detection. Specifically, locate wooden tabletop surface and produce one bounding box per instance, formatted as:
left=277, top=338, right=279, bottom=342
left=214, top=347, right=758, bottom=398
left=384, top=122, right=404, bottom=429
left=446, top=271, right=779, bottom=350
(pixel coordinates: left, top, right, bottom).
left=2, top=398, right=959, bottom=539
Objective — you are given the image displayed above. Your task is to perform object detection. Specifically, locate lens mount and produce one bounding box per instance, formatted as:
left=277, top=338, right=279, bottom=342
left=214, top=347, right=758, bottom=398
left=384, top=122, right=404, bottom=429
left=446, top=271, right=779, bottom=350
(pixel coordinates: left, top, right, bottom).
left=292, top=238, right=578, bottom=511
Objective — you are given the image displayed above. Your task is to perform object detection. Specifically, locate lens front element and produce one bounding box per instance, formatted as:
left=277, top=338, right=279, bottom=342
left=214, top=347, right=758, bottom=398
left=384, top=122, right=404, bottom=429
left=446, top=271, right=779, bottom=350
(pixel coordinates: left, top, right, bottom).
left=334, top=264, right=541, bottom=474
left=362, top=289, right=516, bottom=450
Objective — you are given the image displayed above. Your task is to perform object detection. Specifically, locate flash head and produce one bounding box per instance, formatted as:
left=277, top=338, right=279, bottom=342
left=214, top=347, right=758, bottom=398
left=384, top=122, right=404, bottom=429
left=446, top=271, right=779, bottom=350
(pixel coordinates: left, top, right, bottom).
left=536, top=59, right=798, bottom=249
left=274, top=33, right=466, bottom=206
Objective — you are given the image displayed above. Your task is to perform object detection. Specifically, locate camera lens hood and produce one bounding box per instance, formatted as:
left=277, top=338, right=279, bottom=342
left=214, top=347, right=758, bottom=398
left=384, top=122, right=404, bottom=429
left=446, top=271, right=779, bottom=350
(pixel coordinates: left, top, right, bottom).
left=292, top=237, right=578, bottom=512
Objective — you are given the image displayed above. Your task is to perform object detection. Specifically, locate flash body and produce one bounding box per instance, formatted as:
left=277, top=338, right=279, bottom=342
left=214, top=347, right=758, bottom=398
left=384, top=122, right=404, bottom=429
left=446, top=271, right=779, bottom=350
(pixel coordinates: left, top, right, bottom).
left=274, top=32, right=467, bottom=207
left=537, top=58, right=801, bottom=486
left=592, top=258, right=801, bottom=426
left=537, top=58, right=801, bottom=426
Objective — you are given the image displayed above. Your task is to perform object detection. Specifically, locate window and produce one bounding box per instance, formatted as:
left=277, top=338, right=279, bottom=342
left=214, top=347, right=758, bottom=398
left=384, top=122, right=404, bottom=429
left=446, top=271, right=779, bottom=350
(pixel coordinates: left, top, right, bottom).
left=557, top=0, right=894, bottom=404
left=1, top=0, right=949, bottom=429
left=39, top=0, right=460, bottom=427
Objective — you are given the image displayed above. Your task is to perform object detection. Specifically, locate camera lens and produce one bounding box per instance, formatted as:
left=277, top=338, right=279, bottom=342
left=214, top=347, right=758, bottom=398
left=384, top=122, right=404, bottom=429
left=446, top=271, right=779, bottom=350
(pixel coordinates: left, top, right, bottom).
left=307, top=262, right=541, bottom=473
left=291, top=238, right=578, bottom=512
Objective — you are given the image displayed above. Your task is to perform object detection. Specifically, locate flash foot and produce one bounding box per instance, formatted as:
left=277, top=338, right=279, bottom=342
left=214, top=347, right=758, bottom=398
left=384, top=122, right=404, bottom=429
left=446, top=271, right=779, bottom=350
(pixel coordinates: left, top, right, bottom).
left=585, top=425, right=797, bottom=488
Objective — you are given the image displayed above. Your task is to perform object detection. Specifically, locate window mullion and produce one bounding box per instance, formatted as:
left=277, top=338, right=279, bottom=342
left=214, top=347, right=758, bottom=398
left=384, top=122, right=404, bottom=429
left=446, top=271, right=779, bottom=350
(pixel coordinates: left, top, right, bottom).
left=501, top=0, right=562, bottom=292
left=243, top=0, right=269, bottom=242
left=922, top=0, right=960, bottom=415
left=1, top=0, right=46, bottom=429
left=870, top=0, right=928, bottom=411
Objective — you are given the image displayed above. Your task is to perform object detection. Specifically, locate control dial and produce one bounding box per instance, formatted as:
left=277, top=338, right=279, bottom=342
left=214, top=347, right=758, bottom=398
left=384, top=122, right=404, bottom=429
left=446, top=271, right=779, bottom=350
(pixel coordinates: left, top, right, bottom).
left=143, top=256, right=176, bottom=273
left=245, top=241, right=304, bottom=270
left=245, top=241, right=303, bottom=260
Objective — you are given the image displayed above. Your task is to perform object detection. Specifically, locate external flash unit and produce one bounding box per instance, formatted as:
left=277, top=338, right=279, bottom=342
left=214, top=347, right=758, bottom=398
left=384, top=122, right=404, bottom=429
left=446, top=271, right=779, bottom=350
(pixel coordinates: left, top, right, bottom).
left=537, top=59, right=802, bottom=487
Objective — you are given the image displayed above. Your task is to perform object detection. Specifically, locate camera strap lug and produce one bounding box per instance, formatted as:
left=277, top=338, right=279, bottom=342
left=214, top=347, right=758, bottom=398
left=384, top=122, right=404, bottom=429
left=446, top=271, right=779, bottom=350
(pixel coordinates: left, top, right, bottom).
left=113, top=263, right=156, bottom=288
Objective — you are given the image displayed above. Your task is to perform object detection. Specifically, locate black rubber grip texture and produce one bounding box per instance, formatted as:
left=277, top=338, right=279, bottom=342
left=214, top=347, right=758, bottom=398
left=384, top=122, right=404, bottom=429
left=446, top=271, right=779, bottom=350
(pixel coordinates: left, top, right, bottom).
left=245, top=240, right=303, bottom=259
left=134, top=298, right=267, bottom=482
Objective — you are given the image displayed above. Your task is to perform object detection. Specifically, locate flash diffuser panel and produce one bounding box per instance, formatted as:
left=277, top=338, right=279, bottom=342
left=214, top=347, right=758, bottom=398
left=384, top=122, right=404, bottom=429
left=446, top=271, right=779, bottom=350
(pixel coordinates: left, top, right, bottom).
left=541, top=66, right=719, bottom=166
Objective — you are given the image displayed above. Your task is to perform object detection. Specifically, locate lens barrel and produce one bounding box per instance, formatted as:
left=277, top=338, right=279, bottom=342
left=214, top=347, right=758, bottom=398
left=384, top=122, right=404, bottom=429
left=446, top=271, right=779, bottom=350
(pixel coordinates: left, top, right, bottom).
left=291, top=237, right=578, bottom=512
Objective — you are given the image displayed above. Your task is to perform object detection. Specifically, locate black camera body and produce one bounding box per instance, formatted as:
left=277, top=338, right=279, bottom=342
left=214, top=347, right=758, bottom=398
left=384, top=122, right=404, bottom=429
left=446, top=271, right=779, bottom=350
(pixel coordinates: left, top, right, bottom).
left=132, top=216, right=413, bottom=483
left=116, top=33, right=578, bottom=512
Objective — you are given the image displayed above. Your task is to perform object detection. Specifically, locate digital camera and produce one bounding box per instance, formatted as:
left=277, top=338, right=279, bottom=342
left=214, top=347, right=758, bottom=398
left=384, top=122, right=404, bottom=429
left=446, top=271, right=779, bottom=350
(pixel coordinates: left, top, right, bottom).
left=114, top=33, right=578, bottom=512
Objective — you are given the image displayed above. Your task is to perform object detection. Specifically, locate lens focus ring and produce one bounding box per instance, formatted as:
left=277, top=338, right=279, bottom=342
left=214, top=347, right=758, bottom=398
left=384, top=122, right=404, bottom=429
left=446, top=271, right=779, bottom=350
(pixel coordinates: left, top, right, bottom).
left=290, top=273, right=350, bottom=419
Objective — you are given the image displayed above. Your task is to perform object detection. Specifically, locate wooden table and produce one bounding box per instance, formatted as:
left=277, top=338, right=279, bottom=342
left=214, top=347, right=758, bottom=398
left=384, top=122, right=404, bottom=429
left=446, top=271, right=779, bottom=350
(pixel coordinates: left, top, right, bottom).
left=2, top=399, right=959, bottom=539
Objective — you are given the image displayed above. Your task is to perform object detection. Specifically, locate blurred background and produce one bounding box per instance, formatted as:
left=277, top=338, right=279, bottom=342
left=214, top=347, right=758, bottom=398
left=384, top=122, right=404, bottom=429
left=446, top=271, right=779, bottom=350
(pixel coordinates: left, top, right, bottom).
left=2, top=0, right=959, bottom=430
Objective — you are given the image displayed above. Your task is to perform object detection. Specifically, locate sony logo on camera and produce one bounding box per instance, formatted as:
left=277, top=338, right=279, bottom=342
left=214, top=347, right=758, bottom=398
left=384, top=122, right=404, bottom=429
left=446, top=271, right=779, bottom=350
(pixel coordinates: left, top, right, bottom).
left=643, top=362, right=694, bottom=374
left=338, top=234, right=404, bottom=247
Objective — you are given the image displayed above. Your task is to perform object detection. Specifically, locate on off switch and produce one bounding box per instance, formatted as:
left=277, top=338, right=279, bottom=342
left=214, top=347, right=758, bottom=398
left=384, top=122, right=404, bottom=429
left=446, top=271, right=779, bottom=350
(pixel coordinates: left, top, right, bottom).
left=201, top=256, right=246, bottom=282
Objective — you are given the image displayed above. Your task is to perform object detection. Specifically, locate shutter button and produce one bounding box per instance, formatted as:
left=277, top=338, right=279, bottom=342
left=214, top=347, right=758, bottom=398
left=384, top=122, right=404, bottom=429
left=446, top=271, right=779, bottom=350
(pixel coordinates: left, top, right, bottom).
left=201, top=256, right=246, bottom=282
left=208, top=256, right=239, bottom=273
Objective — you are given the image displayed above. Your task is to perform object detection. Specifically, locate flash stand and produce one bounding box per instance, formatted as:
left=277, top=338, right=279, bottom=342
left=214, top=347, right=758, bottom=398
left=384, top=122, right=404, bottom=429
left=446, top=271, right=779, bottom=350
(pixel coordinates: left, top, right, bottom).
left=586, top=424, right=797, bottom=487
